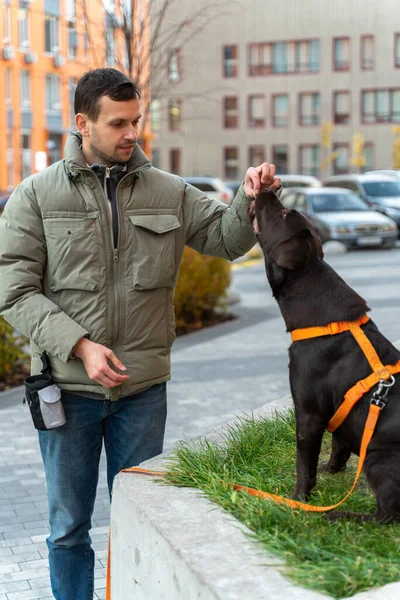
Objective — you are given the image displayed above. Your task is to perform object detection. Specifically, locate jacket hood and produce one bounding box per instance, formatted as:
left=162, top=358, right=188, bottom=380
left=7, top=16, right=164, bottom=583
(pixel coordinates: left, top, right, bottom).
left=64, top=131, right=151, bottom=176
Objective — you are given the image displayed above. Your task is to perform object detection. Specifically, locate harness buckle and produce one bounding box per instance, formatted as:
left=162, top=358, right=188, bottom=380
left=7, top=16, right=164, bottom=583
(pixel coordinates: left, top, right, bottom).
left=328, top=322, right=345, bottom=335
left=370, top=376, right=395, bottom=410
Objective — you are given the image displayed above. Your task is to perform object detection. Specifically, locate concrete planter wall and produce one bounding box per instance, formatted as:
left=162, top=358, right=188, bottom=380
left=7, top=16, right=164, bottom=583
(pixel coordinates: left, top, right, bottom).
left=110, top=394, right=400, bottom=600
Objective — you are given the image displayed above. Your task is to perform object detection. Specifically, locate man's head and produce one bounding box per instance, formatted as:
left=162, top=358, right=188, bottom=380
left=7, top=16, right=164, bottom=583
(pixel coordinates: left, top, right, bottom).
left=75, top=68, right=141, bottom=166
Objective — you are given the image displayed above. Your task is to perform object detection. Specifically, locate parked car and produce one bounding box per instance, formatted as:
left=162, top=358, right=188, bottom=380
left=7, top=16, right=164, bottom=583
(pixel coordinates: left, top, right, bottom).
left=183, top=177, right=234, bottom=204
left=0, top=194, right=10, bottom=213
left=225, top=180, right=242, bottom=197
left=323, top=173, right=400, bottom=232
left=278, top=174, right=322, bottom=188
left=280, top=187, right=398, bottom=249
left=364, top=169, right=400, bottom=179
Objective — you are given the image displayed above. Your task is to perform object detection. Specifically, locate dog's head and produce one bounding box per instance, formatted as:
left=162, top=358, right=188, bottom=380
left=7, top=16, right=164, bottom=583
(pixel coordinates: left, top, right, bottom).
left=249, top=189, right=323, bottom=292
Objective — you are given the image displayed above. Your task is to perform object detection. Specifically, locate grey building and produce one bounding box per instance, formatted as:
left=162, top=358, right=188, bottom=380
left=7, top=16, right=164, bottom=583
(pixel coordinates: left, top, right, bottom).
left=150, top=0, right=400, bottom=180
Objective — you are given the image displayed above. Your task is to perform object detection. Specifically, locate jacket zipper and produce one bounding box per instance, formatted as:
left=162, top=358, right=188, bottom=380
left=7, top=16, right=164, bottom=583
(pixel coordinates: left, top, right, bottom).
left=79, top=167, right=140, bottom=400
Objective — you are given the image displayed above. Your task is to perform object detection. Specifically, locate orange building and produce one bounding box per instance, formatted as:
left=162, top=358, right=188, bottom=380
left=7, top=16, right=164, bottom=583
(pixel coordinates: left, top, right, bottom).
left=0, top=0, right=151, bottom=194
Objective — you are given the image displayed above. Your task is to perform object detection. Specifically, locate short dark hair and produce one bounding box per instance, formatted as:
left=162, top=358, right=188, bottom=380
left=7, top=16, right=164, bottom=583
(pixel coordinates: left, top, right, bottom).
left=74, top=68, right=140, bottom=121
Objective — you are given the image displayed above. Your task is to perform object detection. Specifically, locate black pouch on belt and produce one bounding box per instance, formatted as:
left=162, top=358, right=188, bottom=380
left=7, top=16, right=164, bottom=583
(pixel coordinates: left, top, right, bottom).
left=23, top=353, right=66, bottom=430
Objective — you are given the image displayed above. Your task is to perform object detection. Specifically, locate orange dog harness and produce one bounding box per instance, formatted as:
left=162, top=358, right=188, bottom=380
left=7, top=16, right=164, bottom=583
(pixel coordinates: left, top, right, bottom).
left=290, top=315, right=400, bottom=432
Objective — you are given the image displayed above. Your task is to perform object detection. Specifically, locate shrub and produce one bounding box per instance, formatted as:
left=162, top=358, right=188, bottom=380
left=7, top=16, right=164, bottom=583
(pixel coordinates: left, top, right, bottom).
left=0, top=317, right=29, bottom=389
left=174, top=247, right=231, bottom=334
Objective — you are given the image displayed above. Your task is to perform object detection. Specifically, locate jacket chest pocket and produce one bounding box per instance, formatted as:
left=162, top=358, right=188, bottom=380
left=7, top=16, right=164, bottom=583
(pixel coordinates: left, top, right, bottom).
left=128, top=214, right=181, bottom=290
left=43, top=215, right=100, bottom=292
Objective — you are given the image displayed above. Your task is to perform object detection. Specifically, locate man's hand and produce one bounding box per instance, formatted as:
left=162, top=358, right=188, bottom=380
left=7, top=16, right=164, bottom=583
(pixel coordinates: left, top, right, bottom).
left=73, top=338, right=130, bottom=389
left=243, top=163, right=281, bottom=198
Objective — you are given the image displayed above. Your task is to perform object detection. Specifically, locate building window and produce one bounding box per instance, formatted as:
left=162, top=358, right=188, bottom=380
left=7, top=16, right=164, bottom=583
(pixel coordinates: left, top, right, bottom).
left=4, top=4, right=11, bottom=43
left=333, top=91, right=350, bottom=124
left=395, top=34, right=400, bottom=68
left=362, top=89, right=400, bottom=123
left=20, top=70, right=31, bottom=111
left=6, top=130, right=13, bottom=189
left=363, top=143, right=374, bottom=172
left=361, top=35, right=374, bottom=70
left=45, top=15, right=60, bottom=53
left=66, top=0, right=76, bottom=25
left=299, top=145, right=320, bottom=176
left=68, top=27, right=78, bottom=60
left=106, top=27, right=115, bottom=65
left=69, top=77, right=77, bottom=128
left=5, top=68, right=12, bottom=107
left=333, top=143, right=349, bottom=174
left=224, top=147, right=239, bottom=179
left=47, top=133, right=62, bottom=165
left=224, top=97, right=238, bottom=128
left=19, top=8, right=30, bottom=49
left=152, top=148, right=160, bottom=169
left=272, top=145, right=288, bottom=174
left=150, top=100, right=161, bottom=132
left=248, top=95, right=265, bottom=128
left=169, top=99, right=182, bottom=131
left=223, top=45, right=238, bottom=77
left=168, top=49, right=181, bottom=82
left=248, top=145, right=265, bottom=167
left=21, top=132, right=32, bottom=180
left=333, top=37, right=350, bottom=71
left=272, top=94, right=288, bottom=127
left=46, top=74, right=62, bottom=113
left=249, top=39, right=319, bottom=76
left=299, top=92, right=320, bottom=126
left=169, top=148, right=180, bottom=174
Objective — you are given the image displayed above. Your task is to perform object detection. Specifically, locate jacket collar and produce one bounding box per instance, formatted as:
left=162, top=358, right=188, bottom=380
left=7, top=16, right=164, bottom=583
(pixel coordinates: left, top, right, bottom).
left=64, top=132, right=151, bottom=178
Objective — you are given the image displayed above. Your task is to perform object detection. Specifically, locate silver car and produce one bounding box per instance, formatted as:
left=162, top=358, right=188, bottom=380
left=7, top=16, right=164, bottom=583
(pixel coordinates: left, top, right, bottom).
left=324, top=173, right=400, bottom=231
left=280, top=187, right=398, bottom=249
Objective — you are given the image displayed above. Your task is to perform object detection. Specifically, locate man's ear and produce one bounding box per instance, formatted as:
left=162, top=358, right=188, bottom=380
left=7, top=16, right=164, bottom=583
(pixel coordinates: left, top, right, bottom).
left=269, top=230, right=313, bottom=270
left=75, top=113, right=89, bottom=137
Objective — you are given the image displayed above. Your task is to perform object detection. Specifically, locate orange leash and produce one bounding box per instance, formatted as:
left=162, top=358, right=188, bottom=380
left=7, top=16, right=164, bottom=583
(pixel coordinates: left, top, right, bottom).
left=106, top=402, right=382, bottom=599
left=106, top=316, right=399, bottom=598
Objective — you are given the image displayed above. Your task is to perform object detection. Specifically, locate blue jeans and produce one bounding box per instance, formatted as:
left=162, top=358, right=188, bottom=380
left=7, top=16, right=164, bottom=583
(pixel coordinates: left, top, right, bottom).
left=38, top=383, right=167, bottom=600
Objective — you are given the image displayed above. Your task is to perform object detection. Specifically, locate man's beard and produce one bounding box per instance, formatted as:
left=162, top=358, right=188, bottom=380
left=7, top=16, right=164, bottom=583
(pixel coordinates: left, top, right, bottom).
left=89, top=141, right=135, bottom=166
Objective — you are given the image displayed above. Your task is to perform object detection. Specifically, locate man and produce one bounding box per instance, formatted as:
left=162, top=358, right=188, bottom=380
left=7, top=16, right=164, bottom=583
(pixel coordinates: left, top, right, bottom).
left=0, top=68, right=281, bottom=600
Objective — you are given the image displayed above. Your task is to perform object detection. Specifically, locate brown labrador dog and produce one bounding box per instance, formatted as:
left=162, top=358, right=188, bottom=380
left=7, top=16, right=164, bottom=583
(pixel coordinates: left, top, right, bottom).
left=249, top=188, right=400, bottom=522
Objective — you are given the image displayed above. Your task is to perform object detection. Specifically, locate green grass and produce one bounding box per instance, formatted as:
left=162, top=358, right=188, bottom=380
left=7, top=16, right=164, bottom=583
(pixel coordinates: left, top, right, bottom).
left=164, top=410, right=400, bottom=599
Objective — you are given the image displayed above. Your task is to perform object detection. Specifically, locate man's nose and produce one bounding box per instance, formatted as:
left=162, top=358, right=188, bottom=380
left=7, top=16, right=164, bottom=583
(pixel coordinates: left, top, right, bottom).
left=124, top=126, right=138, bottom=141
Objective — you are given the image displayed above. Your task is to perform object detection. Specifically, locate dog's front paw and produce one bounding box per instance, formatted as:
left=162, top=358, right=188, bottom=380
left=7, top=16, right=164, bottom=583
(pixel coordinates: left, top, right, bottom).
left=291, top=488, right=309, bottom=502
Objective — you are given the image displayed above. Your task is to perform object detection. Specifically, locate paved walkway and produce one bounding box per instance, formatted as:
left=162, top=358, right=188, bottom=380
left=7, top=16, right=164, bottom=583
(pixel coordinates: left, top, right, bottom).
left=0, top=247, right=399, bottom=599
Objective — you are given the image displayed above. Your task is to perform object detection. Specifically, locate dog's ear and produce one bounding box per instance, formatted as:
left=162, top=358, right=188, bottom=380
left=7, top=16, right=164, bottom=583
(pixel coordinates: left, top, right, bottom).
left=269, top=229, right=315, bottom=270
left=266, top=259, right=287, bottom=289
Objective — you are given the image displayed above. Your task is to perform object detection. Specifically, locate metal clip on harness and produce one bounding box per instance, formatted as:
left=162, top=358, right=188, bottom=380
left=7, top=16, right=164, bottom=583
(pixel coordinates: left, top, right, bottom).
left=370, top=375, right=395, bottom=410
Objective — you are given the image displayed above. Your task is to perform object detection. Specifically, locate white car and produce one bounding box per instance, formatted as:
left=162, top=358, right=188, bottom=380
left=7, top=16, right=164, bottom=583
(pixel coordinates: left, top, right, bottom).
left=364, top=169, right=400, bottom=179
left=183, top=177, right=234, bottom=204
left=278, top=174, right=322, bottom=188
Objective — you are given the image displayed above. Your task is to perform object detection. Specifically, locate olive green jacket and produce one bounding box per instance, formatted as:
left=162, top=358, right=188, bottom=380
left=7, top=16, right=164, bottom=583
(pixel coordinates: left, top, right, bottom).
left=0, top=132, right=259, bottom=399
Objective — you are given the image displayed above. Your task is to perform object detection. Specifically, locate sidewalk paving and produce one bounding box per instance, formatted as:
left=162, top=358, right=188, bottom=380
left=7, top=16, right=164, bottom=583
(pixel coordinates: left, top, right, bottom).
left=0, top=250, right=400, bottom=599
